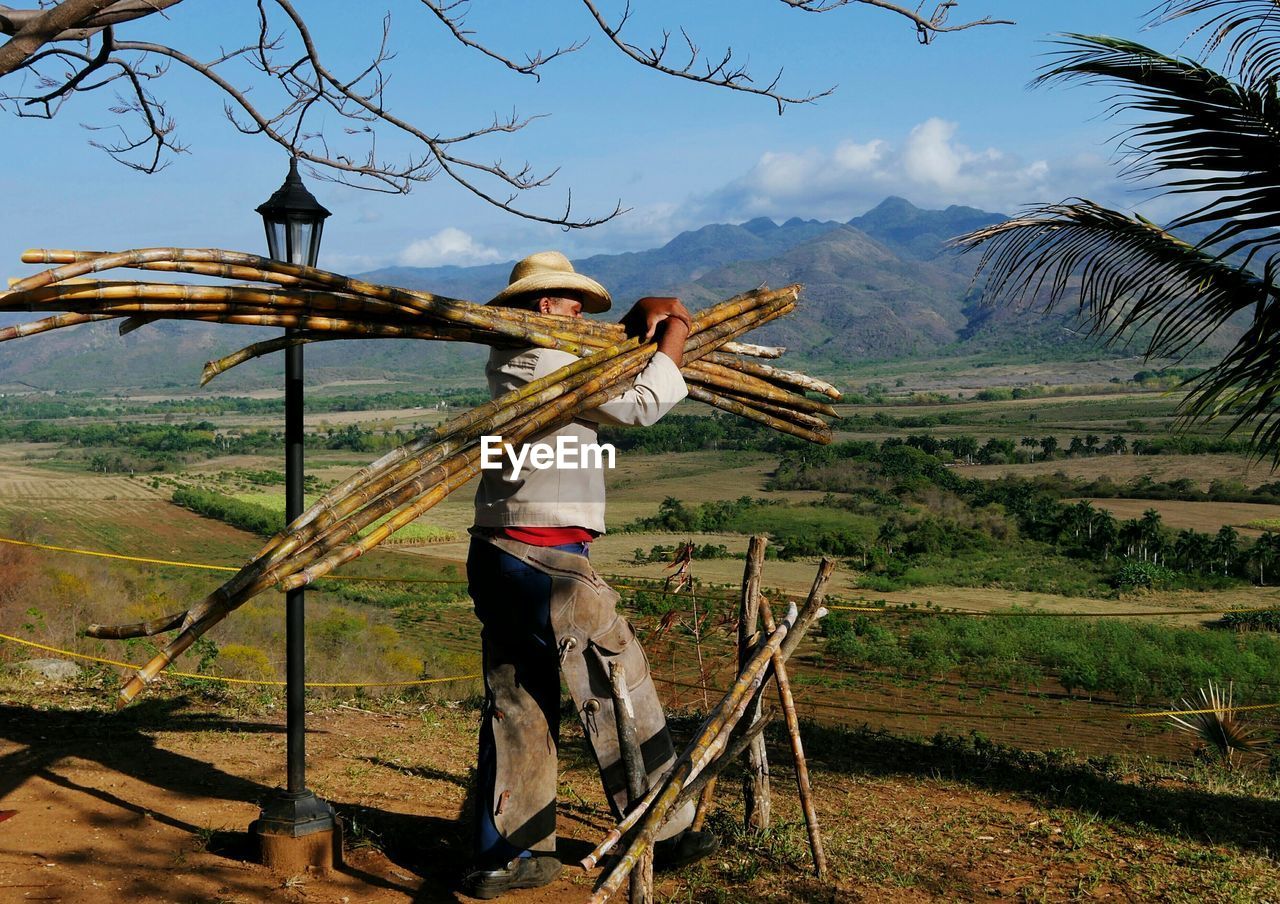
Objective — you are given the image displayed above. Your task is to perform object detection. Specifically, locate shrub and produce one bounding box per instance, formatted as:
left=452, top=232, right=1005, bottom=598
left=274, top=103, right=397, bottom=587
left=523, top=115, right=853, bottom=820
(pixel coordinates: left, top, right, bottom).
left=1113, top=561, right=1177, bottom=591
left=218, top=644, right=274, bottom=679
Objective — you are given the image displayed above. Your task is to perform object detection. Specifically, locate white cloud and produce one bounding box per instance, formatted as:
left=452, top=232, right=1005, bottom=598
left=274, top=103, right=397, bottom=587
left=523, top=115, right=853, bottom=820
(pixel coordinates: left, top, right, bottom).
left=397, top=227, right=504, bottom=267
left=688, top=118, right=1122, bottom=223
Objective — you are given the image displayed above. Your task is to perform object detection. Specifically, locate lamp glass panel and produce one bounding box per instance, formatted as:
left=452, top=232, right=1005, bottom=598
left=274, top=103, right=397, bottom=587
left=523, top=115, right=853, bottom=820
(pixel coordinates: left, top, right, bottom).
left=287, top=218, right=313, bottom=266
left=307, top=221, right=325, bottom=268
left=264, top=221, right=286, bottom=262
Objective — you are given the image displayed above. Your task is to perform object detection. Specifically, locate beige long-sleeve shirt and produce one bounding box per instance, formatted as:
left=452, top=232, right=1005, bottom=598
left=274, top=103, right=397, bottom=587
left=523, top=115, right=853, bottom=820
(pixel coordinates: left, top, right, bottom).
left=472, top=347, right=688, bottom=533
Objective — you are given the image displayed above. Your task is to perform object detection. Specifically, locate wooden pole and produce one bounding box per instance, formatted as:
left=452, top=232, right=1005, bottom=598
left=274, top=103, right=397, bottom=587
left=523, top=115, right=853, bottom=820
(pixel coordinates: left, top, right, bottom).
left=738, top=536, right=771, bottom=833
left=759, top=596, right=828, bottom=878
left=608, top=661, right=653, bottom=904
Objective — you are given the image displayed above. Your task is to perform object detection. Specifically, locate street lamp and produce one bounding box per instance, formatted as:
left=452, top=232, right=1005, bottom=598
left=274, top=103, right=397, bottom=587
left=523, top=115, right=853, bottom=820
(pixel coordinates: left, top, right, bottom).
left=251, top=158, right=337, bottom=870
left=256, top=157, right=331, bottom=266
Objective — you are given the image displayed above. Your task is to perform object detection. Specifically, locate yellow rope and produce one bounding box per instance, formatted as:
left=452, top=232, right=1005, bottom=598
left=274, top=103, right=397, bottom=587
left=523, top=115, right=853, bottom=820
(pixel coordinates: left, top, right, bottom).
left=6, top=630, right=1278, bottom=719
left=0, top=631, right=479, bottom=688
left=0, top=535, right=462, bottom=584
left=824, top=604, right=1277, bottom=618
left=8, top=534, right=1279, bottom=617
left=1, top=535, right=241, bottom=572
left=6, top=535, right=1280, bottom=705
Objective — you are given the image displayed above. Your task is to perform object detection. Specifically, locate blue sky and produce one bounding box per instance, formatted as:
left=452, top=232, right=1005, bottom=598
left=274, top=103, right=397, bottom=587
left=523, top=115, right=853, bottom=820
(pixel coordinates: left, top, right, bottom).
left=0, top=2, right=1194, bottom=277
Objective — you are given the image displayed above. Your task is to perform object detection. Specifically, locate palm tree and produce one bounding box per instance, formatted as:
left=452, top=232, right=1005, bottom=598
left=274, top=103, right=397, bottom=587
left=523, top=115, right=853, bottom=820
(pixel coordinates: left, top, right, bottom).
left=1066, top=499, right=1097, bottom=541
left=1174, top=528, right=1212, bottom=572
left=1092, top=509, right=1120, bottom=561
left=954, top=2, right=1280, bottom=459
left=1214, top=524, right=1241, bottom=575
left=1248, top=530, right=1280, bottom=584
left=1120, top=518, right=1146, bottom=560
left=1103, top=435, right=1128, bottom=456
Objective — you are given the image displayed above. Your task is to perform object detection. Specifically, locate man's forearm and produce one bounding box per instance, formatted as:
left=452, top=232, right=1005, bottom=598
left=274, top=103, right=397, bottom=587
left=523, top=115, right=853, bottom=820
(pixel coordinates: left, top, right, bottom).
left=656, top=322, right=689, bottom=367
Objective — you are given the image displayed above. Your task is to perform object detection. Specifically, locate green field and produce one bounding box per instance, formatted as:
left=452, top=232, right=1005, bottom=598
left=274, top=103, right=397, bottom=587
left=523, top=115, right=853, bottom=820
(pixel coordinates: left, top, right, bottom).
left=231, top=491, right=457, bottom=543
left=4, top=381, right=1280, bottom=768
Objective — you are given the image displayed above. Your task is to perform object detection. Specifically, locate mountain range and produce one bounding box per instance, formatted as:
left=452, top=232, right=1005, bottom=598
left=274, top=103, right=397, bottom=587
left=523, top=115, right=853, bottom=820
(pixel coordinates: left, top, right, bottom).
left=0, top=197, right=1149, bottom=392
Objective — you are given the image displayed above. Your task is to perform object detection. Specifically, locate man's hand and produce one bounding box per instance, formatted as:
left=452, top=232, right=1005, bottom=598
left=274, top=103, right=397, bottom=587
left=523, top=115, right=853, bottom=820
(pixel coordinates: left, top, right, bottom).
left=622, top=296, right=693, bottom=343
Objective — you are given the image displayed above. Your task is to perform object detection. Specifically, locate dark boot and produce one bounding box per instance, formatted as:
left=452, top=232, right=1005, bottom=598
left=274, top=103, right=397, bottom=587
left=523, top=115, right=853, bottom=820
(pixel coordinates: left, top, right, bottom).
left=653, top=829, right=721, bottom=871
left=463, top=855, right=563, bottom=899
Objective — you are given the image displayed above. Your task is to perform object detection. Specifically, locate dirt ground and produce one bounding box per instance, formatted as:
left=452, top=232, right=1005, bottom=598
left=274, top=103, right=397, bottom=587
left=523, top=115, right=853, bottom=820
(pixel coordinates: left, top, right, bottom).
left=2, top=681, right=1278, bottom=904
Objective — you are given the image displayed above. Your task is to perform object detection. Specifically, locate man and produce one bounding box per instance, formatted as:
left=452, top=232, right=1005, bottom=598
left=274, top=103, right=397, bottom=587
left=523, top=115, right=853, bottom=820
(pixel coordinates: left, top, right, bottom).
left=463, top=251, right=719, bottom=898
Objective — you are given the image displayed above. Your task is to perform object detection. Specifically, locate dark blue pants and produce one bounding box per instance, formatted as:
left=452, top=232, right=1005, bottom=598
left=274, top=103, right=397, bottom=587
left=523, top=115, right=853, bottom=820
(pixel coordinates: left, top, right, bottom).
left=467, top=536, right=590, bottom=867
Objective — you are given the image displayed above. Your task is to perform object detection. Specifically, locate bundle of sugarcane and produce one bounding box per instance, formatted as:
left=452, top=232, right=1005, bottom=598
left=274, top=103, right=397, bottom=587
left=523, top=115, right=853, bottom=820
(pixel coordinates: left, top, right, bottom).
left=0, top=256, right=829, bottom=703
left=1, top=248, right=841, bottom=442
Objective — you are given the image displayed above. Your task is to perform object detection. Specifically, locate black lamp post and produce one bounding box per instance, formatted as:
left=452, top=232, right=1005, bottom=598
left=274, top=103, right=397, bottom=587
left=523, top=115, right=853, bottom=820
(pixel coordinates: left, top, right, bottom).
left=251, top=158, right=337, bottom=855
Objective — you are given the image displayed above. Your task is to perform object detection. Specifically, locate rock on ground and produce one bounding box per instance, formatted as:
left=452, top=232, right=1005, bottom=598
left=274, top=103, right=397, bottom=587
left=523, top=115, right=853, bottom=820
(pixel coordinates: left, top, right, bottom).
left=12, top=659, right=81, bottom=681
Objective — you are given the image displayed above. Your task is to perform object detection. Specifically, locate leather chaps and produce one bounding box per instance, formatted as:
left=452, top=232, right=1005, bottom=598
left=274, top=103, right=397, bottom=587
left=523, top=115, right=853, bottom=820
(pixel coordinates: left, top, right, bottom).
left=473, top=531, right=694, bottom=854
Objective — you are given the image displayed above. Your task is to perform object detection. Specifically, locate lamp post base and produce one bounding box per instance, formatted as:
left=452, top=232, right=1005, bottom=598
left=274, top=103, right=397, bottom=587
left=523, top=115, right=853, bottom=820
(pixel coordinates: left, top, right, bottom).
left=251, top=790, right=341, bottom=874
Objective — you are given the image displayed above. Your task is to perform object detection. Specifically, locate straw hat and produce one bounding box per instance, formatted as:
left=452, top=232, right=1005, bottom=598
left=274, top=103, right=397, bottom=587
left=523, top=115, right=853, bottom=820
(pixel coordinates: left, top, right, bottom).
left=486, top=251, right=611, bottom=313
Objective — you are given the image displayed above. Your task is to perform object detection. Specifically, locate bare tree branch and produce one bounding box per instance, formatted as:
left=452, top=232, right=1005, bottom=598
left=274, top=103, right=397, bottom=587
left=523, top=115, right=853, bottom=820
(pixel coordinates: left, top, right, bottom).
left=420, top=0, right=586, bottom=80
left=0, top=0, right=180, bottom=67
left=777, top=0, right=1013, bottom=45
left=0, top=0, right=1009, bottom=226
left=581, top=0, right=835, bottom=114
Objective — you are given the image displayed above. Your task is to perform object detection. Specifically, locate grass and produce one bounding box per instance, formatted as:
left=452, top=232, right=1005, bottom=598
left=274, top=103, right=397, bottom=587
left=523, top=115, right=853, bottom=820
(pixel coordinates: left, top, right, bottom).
left=1243, top=517, right=1280, bottom=531
left=821, top=609, right=1280, bottom=703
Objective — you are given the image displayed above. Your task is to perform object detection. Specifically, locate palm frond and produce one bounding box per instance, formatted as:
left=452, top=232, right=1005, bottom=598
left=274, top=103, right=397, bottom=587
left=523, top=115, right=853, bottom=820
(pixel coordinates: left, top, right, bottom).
left=1152, top=0, right=1280, bottom=89
left=954, top=201, right=1280, bottom=458
left=1039, top=34, right=1280, bottom=259
left=951, top=200, right=1272, bottom=358
left=1167, top=679, right=1271, bottom=766
left=1179, top=284, right=1280, bottom=457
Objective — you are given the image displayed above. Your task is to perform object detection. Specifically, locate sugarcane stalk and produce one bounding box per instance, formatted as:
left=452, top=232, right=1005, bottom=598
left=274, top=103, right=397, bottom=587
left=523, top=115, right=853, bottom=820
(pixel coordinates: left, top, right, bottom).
left=686, top=385, right=831, bottom=444
left=686, top=358, right=838, bottom=417
left=686, top=382, right=830, bottom=432
left=703, top=351, right=841, bottom=400
left=10, top=250, right=801, bottom=363
left=720, top=341, right=784, bottom=359
left=0, top=311, right=116, bottom=341
left=6, top=248, right=602, bottom=353
left=587, top=603, right=798, bottom=903
left=110, top=339, right=661, bottom=692
left=759, top=595, right=827, bottom=879
left=6, top=253, right=815, bottom=412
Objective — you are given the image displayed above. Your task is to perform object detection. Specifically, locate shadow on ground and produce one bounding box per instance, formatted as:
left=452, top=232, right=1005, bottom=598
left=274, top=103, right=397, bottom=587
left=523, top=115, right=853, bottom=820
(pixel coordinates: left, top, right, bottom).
left=782, top=718, right=1280, bottom=857
left=0, top=700, right=593, bottom=902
